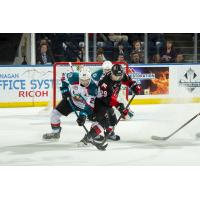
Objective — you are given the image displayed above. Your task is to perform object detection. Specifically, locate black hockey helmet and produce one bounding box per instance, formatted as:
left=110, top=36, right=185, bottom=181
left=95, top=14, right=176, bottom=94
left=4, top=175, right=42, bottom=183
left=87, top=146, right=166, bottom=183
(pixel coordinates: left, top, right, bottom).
left=111, top=64, right=124, bottom=76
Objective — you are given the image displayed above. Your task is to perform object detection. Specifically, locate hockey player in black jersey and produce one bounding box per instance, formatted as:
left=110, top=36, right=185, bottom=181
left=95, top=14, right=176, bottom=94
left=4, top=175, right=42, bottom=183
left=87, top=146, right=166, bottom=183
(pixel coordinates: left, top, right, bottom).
left=82, top=64, right=141, bottom=143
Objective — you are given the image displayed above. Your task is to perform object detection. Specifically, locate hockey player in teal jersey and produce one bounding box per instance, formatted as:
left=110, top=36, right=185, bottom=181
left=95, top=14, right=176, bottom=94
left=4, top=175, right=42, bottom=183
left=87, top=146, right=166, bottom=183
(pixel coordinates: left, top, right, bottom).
left=43, top=67, right=102, bottom=143
left=92, top=61, right=113, bottom=83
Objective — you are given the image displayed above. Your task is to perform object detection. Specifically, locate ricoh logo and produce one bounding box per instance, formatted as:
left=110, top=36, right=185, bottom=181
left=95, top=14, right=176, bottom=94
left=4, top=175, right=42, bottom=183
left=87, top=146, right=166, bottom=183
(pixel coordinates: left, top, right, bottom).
left=19, top=90, right=48, bottom=97
left=179, top=67, right=200, bottom=92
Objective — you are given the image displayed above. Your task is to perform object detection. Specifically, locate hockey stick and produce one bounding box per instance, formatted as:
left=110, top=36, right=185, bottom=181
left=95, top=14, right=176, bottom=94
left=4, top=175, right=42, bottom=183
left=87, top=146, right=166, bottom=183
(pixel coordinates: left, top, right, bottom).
left=151, top=111, right=200, bottom=141
left=67, top=97, right=108, bottom=150
left=68, top=62, right=74, bottom=72
left=105, top=93, right=136, bottom=139
left=116, top=93, right=136, bottom=124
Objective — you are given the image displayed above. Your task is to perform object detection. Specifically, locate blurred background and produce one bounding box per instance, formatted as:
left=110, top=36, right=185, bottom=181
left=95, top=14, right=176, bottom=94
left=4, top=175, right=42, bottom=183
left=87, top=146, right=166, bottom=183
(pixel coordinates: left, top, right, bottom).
left=0, top=33, right=199, bottom=65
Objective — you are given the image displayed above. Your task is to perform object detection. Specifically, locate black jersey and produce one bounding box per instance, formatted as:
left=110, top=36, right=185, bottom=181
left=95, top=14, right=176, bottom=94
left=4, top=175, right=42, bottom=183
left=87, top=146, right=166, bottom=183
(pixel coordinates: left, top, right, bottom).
left=96, top=72, right=134, bottom=107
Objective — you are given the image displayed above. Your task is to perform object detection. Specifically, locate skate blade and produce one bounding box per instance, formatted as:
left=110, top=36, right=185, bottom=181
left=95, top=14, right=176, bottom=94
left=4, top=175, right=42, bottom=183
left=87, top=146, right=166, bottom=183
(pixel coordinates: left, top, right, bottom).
left=42, top=137, right=60, bottom=142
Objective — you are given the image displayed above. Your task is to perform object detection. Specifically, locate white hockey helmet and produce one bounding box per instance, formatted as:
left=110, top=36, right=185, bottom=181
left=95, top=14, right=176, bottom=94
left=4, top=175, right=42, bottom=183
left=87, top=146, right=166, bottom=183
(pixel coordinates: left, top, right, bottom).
left=102, top=61, right=112, bottom=73
left=79, top=67, right=91, bottom=87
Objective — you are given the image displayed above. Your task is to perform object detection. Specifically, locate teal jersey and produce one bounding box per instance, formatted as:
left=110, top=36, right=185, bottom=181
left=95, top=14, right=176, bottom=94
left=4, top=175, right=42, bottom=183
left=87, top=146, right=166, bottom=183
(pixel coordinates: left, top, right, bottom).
left=91, top=69, right=104, bottom=83
left=60, top=72, right=98, bottom=116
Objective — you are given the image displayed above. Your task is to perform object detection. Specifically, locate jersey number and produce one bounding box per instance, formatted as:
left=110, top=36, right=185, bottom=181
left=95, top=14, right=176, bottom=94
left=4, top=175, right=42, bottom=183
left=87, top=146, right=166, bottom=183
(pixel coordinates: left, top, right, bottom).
left=90, top=98, right=95, bottom=104
left=101, top=90, right=107, bottom=97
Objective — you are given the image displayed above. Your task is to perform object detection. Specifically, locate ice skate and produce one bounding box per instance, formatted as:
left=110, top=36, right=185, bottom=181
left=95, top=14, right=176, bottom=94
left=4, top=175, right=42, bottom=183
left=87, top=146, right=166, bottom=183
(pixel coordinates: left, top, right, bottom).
left=107, top=131, right=120, bottom=141
left=43, top=127, right=62, bottom=140
left=80, top=134, right=104, bottom=145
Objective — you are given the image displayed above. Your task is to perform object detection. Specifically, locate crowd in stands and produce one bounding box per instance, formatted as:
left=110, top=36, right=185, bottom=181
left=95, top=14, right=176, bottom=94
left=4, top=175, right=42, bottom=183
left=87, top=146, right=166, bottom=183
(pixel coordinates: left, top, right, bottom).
left=36, top=33, right=186, bottom=64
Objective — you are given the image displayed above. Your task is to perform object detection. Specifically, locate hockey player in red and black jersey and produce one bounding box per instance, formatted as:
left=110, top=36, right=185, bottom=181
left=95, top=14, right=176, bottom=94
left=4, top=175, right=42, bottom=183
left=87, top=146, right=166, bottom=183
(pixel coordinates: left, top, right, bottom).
left=82, top=64, right=141, bottom=143
left=92, top=61, right=135, bottom=120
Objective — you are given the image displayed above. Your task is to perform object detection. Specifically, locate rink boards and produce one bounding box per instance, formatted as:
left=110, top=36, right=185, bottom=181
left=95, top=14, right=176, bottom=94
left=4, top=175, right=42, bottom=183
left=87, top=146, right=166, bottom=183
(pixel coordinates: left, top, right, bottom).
left=0, top=63, right=200, bottom=107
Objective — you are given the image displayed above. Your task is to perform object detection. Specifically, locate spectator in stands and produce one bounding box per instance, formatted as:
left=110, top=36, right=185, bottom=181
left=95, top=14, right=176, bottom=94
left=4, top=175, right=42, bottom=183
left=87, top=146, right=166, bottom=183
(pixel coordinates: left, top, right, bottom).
left=127, top=33, right=144, bottom=45
left=175, top=53, right=185, bottom=63
left=132, top=40, right=144, bottom=62
left=96, top=47, right=107, bottom=62
left=108, top=33, right=128, bottom=43
left=40, top=37, right=48, bottom=46
left=132, top=40, right=143, bottom=52
left=112, top=42, right=129, bottom=61
left=96, top=54, right=104, bottom=62
left=151, top=54, right=161, bottom=63
left=96, top=53, right=105, bottom=62
left=130, top=51, right=142, bottom=64
left=78, top=46, right=85, bottom=61
left=160, top=40, right=176, bottom=63
left=37, top=44, right=54, bottom=64
left=148, top=33, right=165, bottom=57
left=117, top=54, right=126, bottom=62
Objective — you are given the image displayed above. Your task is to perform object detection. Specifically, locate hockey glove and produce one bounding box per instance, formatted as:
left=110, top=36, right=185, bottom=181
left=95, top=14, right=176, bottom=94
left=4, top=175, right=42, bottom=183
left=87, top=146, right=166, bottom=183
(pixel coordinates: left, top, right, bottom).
left=87, top=113, right=96, bottom=122
left=60, top=82, right=71, bottom=99
left=77, top=113, right=87, bottom=126
left=130, top=82, right=142, bottom=95
left=61, top=89, right=71, bottom=99
left=60, top=85, right=71, bottom=99
left=116, top=103, right=129, bottom=118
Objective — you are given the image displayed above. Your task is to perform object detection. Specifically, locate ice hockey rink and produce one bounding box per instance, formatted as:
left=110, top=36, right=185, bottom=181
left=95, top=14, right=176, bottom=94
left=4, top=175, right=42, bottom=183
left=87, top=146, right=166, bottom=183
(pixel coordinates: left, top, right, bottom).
left=0, top=103, right=200, bottom=166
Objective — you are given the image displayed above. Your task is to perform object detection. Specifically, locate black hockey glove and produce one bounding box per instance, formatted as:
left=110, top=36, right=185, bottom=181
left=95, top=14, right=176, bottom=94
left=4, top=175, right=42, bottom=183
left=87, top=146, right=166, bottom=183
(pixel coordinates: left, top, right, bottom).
left=60, top=87, right=71, bottom=99
left=60, top=80, right=71, bottom=99
left=62, top=92, right=71, bottom=99
left=77, top=114, right=87, bottom=126
left=87, top=113, right=96, bottom=122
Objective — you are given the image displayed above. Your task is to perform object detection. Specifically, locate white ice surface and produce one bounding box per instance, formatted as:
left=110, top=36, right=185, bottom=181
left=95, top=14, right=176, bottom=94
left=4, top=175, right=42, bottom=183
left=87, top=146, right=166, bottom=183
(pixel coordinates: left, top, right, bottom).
left=0, top=103, right=200, bottom=166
